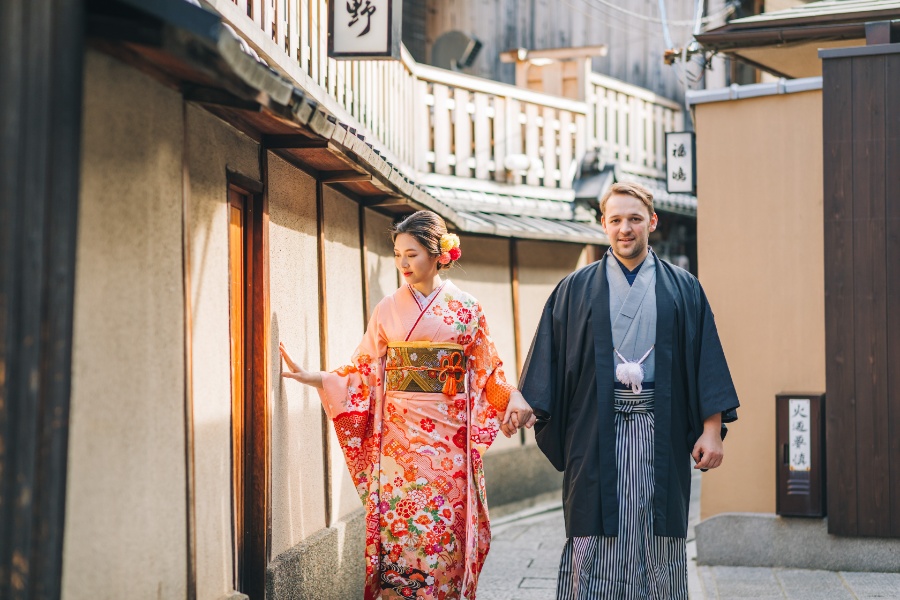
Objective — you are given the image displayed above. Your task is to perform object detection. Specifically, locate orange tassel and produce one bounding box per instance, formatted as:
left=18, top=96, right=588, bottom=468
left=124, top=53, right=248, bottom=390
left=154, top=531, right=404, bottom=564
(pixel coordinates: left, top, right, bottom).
left=440, top=353, right=465, bottom=396
left=441, top=374, right=457, bottom=396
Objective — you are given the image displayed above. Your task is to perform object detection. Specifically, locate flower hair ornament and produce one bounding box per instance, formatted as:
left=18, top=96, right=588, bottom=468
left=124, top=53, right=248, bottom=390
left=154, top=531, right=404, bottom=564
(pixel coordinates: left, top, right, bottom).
left=438, top=233, right=461, bottom=265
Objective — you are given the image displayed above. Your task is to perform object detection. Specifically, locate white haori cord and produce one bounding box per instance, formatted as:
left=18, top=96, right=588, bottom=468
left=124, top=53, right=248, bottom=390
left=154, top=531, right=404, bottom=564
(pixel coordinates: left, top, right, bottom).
left=614, top=346, right=654, bottom=394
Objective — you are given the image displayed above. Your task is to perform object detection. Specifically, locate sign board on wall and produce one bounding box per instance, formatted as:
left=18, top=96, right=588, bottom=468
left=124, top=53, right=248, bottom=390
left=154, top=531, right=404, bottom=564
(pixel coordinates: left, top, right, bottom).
left=788, top=399, right=812, bottom=472
left=665, top=131, right=696, bottom=194
left=329, top=0, right=402, bottom=59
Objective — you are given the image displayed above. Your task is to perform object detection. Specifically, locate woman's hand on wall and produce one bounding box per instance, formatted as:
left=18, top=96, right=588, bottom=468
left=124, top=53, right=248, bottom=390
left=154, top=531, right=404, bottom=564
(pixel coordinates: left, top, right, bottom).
left=279, top=342, right=323, bottom=389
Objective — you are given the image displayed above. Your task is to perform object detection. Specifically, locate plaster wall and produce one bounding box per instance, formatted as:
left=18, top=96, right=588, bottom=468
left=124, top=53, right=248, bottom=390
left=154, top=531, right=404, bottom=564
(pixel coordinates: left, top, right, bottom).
left=64, top=50, right=187, bottom=599
left=517, top=241, right=590, bottom=369
left=364, top=210, right=399, bottom=313
left=268, top=154, right=329, bottom=556
left=694, top=90, right=825, bottom=518
left=517, top=241, right=591, bottom=446
left=322, top=188, right=368, bottom=521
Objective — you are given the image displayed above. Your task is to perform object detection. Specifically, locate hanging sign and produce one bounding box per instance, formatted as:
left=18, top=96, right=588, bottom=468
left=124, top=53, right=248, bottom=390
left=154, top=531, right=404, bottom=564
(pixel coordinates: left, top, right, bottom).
left=665, top=131, right=696, bottom=194
left=329, top=0, right=402, bottom=59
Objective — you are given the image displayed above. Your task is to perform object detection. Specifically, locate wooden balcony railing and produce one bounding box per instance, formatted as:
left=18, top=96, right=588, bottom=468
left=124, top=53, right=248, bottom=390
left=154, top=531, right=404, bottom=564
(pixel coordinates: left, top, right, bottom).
left=589, top=73, right=684, bottom=179
left=207, top=0, right=683, bottom=191
left=415, top=65, right=588, bottom=189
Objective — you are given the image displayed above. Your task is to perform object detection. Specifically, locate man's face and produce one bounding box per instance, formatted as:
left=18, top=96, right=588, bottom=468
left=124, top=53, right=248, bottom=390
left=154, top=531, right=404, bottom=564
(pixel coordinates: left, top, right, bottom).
left=601, top=194, right=658, bottom=262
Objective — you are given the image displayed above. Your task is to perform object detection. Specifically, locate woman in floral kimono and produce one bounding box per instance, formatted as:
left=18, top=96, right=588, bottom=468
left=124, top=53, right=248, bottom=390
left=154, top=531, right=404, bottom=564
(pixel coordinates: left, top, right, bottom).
left=280, top=211, right=535, bottom=600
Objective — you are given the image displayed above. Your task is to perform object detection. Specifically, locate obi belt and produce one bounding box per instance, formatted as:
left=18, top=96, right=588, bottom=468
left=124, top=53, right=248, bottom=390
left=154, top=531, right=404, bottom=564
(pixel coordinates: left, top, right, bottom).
left=385, top=342, right=467, bottom=395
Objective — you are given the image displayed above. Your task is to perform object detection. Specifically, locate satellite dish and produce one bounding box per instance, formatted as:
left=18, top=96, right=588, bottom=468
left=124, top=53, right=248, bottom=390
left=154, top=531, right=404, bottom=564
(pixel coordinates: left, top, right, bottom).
left=431, top=31, right=482, bottom=71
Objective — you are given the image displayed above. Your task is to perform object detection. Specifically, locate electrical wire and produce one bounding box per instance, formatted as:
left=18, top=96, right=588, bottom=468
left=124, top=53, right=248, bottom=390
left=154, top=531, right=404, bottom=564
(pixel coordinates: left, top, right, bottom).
left=692, top=0, right=705, bottom=35
left=657, top=0, right=676, bottom=49
left=584, top=0, right=734, bottom=26
left=561, top=0, right=657, bottom=36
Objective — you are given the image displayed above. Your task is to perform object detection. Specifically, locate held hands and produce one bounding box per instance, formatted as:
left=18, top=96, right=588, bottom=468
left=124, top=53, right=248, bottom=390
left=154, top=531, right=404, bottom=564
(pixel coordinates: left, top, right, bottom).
left=279, top=342, right=323, bottom=389
left=500, top=391, right=537, bottom=438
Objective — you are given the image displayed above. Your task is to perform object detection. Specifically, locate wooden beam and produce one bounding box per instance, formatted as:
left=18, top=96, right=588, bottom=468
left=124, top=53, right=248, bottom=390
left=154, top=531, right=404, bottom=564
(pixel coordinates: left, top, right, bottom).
left=500, top=44, right=609, bottom=63
left=261, top=134, right=328, bottom=149
left=362, top=195, right=407, bottom=207
left=86, top=14, right=163, bottom=46
left=183, top=84, right=261, bottom=112
left=181, top=101, right=198, bottom=600
left=251, top=150, right=272, bottom=580
left=316, top=180, right=332, bottom=526
left=320, top=170, right=371, bottom=184
left=226, top=167, right=266, bottom=194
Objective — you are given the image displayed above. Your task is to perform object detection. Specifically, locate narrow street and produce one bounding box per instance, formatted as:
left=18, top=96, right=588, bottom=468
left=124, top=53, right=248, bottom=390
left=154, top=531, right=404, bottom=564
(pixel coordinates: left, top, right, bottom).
left=479, top=471, right=900, bottom=599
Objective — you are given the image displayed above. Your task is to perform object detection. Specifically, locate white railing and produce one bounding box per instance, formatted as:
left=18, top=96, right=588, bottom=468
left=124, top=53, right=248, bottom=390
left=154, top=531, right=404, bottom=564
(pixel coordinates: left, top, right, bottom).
left=590, top=73, right=683, bottom=179
left=415, top=65, right=588, bottom=189
left=207, top=0, right=683, bottom=191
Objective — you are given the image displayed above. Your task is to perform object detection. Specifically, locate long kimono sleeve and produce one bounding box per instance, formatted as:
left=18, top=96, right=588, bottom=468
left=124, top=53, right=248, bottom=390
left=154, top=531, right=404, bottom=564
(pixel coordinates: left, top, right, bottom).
left=318, top=301, right=388, bottom=501
left=695, top=283, right=740, bottom=424
left=465, top=308, right=515, bottom=457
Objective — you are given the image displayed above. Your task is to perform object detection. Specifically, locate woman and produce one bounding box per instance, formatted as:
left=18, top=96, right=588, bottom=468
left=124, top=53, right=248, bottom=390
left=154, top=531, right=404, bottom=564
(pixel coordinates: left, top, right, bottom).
left=280, top=211, right=535, bottom=600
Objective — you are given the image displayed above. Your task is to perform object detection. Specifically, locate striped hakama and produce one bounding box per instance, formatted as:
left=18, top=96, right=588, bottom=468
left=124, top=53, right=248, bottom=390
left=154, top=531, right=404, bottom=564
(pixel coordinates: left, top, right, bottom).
left=556, top=388, right=688, bottom=600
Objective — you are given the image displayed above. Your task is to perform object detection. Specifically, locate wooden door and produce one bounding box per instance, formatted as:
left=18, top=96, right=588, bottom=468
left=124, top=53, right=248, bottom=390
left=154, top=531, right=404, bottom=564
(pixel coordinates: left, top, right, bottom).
left=228, top=186, right=271, bottom=597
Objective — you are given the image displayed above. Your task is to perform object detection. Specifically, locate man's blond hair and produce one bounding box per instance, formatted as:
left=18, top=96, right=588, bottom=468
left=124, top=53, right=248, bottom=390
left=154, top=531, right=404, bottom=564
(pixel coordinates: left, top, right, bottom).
left=600, top=182, right=655, bottom=217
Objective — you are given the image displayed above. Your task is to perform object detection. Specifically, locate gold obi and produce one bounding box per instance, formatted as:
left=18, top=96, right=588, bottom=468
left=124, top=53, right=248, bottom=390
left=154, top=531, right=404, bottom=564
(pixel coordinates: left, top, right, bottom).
left=385, top=342, right=467, bottom=395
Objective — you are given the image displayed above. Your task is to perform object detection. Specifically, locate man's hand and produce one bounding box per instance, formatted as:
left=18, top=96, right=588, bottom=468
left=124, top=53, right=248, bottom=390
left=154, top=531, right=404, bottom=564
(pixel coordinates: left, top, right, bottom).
left=692, top=413, right=724, bottom=470
left=500, top=391, right=536, bottom=438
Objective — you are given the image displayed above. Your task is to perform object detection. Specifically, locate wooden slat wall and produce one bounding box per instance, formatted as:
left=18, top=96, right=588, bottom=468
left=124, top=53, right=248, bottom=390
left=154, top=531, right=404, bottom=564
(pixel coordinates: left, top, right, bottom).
left=822, top=56, right=856, bottom=536
left=822, top=50, right=899, bottom=538
left=851, top=56, right=888, bottom=538
left=402, top=0, right=428, bottom=63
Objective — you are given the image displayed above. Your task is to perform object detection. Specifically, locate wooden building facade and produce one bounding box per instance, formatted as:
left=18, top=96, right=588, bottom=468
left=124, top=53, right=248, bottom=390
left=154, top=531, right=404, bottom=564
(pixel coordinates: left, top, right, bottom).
left=0, top=0, right=702, bottom=597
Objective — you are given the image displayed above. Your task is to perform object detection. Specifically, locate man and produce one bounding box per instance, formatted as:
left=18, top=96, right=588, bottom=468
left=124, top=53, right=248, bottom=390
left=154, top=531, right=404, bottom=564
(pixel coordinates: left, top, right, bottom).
left=518, top=182, right=739, bottom=599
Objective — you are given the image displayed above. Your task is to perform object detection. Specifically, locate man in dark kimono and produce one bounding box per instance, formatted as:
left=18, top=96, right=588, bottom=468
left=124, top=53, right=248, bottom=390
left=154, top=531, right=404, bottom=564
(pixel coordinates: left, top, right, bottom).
left=518, top=182, right=739, bottom=600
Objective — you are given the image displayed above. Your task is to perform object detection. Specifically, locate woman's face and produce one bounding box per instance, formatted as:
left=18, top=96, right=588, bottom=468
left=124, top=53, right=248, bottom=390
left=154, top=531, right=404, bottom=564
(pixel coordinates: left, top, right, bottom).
left=394, top=233, right=439, bottom=286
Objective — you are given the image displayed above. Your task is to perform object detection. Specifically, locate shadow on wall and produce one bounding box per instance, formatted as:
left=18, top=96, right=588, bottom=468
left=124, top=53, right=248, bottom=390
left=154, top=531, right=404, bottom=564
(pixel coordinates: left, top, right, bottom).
left=270, top=312, right=301, bottom=546
left=268, top=310, right=366, bottom=599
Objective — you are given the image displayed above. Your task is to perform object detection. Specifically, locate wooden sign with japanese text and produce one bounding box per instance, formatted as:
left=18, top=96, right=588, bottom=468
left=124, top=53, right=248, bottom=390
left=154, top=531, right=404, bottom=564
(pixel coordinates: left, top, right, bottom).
left=329, top=0, right=402, bottom=59
left=665, top=131, right=696, bottom=194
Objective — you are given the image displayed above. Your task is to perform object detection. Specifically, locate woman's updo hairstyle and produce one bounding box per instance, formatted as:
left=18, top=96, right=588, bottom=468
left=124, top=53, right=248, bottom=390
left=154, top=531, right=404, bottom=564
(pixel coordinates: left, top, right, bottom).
left=391, top=210, right=461, bottom=270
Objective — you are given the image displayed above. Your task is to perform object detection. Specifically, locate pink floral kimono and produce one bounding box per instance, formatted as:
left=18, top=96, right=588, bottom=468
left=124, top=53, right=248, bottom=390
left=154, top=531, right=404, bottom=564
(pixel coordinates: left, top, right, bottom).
left=318, top=280, right=515, bottom=599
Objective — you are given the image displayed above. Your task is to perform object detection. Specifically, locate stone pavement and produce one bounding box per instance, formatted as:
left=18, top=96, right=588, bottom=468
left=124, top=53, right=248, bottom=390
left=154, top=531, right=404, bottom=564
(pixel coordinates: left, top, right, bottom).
left=479, top=506, right=900, bottom=599
left=479, top=471, right=900, bottom=600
